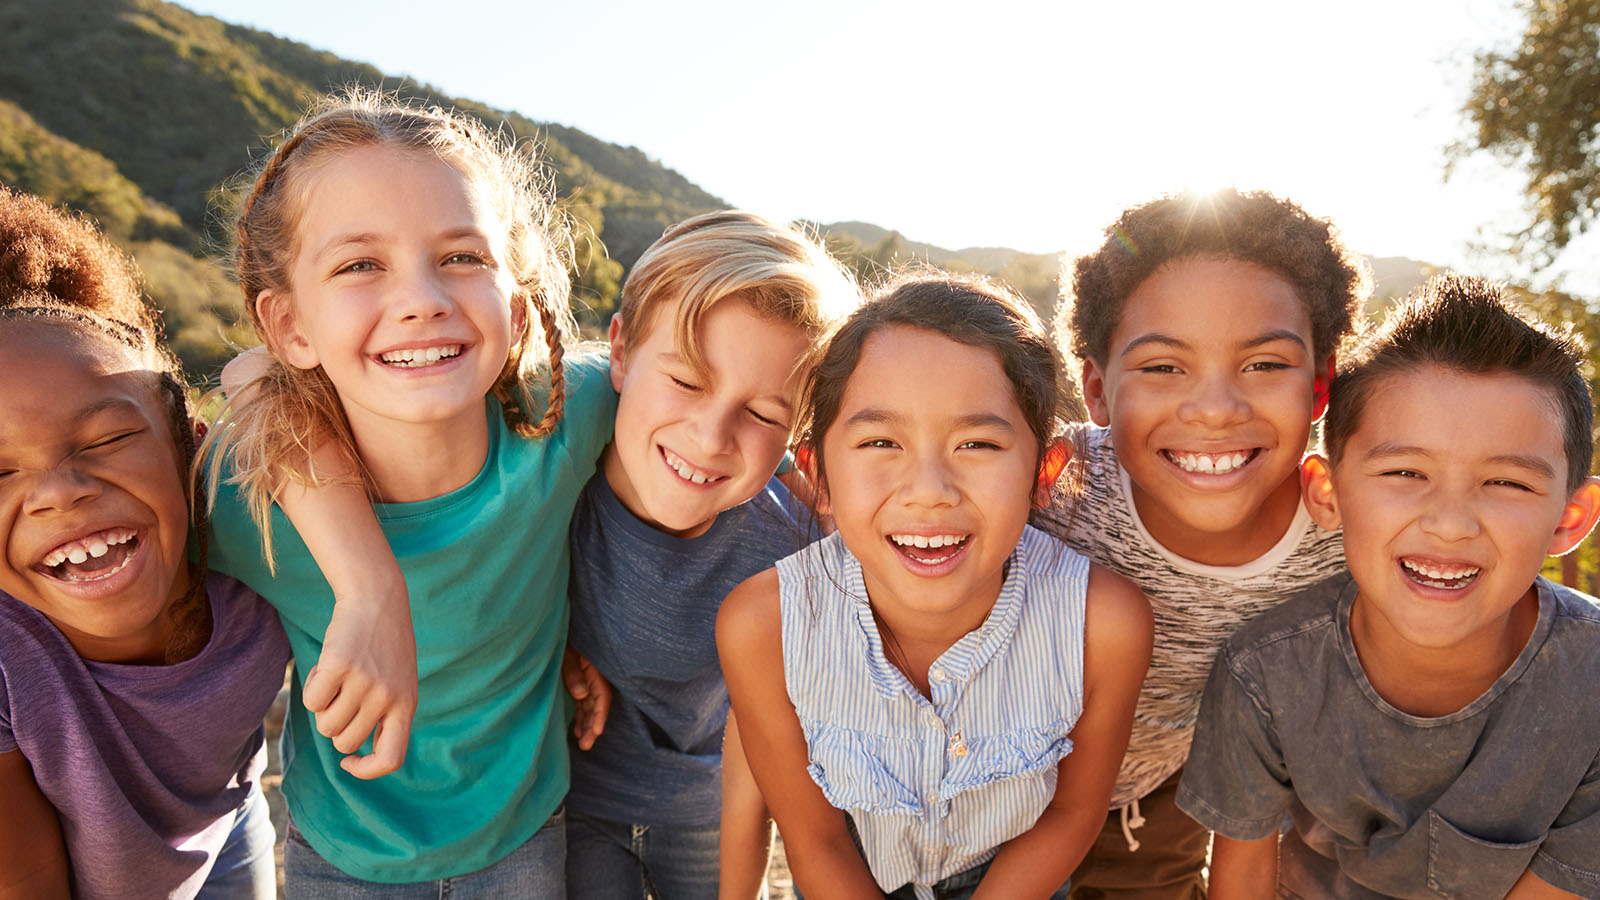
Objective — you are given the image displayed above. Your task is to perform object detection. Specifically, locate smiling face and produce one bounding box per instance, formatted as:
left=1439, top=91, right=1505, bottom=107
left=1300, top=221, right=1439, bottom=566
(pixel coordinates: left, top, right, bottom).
left=1082, top=256, right=1322, bottom=565
left=1305, top=366, right=1599, bottom=657
left=259, top=144, right=517, bottom=450
left=0, top=323, right=192, bottom=662
left=818, top=326, right=1041, bottom=624
left=603, top=298, right=812, bottom=538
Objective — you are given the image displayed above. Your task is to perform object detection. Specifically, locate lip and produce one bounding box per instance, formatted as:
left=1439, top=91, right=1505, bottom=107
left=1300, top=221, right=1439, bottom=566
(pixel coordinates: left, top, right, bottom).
left=885, top=531, right=973, bottom=578
left=370, top=339, right=473, bottom=374
left=1396, top=554, right=1484, bottom=600
left=658, top=445, right=730, bottom=489
left=1157, top=446, right=1266, bottom=490
left=29, top=529, right=153, bottom=602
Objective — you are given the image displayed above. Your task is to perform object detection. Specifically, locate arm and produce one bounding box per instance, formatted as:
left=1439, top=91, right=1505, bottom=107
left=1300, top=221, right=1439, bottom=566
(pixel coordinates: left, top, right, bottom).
left=972, top=565, right=1152, bottom=899
left=719, top=709, right=774, bottom=900
left=0, top=750, right=69, bottom=900
left=716, top=571, right=883, bottom=900
left=222, top=349, right=416, bottom=780
left=561, top=647, right=611, bottom=751
left=1208, top=834, right=1278, bottom=900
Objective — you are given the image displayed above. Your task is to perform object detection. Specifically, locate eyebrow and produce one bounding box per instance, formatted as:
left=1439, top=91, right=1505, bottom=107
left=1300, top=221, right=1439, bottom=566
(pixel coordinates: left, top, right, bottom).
left=843, top=408, right=1017, bottom=431
left=655, top=351, right=797, bottom=411
left=1364, top=442, right=1558, bottom=478
left=1119, top=328, right=1308, bottom=357
left=73, top=396, right=145, bottom=424
left=313, top=227, right=489, bottom=261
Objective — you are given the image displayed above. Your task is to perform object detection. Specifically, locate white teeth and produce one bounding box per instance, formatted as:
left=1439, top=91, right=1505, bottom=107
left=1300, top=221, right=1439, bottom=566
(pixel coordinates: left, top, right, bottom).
left=891, top=534, right=965, bottom=549
left=67, top=547, right=88, bottom=564
left=663, top=449, right=724, bottom=485
left=1171, top=451, right=1251, bottom=475
left=40, top=528, right=137, bottom=570
left=87, top=539, right=109, bottom=559
left=380, top=345, right=462, bottom=367
left=1402, top=558, right=1481, bottom=587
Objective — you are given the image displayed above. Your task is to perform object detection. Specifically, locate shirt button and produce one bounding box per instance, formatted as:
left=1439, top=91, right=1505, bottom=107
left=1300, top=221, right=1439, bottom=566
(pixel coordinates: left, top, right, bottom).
left=925, top=792, right=939, bottom=806
left=930, top=668, right=946, bottom=682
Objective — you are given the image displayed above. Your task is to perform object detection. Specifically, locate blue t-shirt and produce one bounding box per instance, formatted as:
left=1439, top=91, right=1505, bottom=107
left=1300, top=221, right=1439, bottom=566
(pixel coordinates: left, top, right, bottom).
left=566, top=472, right=808, bottom=825
left=207, top=355, right=616, bottom=882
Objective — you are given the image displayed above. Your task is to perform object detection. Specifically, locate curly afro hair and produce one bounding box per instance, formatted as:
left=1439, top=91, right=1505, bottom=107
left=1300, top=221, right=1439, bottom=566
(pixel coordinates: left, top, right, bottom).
left=0, top=187, right=159, bottom=335
left=1059, top=188, right=1370, bottom=367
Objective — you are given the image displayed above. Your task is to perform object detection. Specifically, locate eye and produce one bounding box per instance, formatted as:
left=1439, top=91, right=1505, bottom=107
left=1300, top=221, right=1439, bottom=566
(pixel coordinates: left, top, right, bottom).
left=748, top=408, right=786, bottom=429
left=1244, top=360, right=1291, bottom=372
left=1137, top=364, right=1180, bottom=375
left=1486, top=478, right=1535, bottom=492
left=858, top=438, right=899, bottom=450
left=444, top=251, right=489, bottom=266
left=335, top=259, right=379, bottom=275
left=957, top=439, right=1001, bottom=451
left=669, top=375, right=702, bottom=393
left=1379, top=469, right=1424, bottom=480
left=86, top=430, right=140, bottom=451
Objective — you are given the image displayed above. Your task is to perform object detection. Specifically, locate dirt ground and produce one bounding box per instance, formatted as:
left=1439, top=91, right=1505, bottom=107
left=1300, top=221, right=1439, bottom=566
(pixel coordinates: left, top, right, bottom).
left=262, top=690, right=795, bottom=899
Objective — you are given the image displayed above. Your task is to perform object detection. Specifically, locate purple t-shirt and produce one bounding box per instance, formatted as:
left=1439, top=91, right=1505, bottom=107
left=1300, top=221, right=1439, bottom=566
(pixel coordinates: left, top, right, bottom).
left=0, top=571, right=291, bottom=900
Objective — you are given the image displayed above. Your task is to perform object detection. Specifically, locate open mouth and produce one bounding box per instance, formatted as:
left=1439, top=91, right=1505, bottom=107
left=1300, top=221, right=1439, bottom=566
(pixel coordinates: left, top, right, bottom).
left=1400, top=557, right=1481, bottom=591
left=36, top=527, right=140, bottom=584
left=662, top=447, right=728, bottom=486
left=1163, top=448, right=1261, bottom=476
left=379, top=344, right=463, bottom=368
left=888, top=533, right=970, bottom=566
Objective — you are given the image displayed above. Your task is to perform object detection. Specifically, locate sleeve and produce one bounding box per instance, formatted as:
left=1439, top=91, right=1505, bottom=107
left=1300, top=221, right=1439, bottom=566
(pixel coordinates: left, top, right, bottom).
left=1175, top=643, right=1293, bottom=840
left=0, top=659, right=13, bottom=754
left=1529, top=745, right=1600, bottom=897
left=557, top=352, right=618, bottom=465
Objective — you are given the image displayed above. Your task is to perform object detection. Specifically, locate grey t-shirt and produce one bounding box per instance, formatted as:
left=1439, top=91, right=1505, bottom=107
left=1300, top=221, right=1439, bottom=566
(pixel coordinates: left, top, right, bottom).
left=0, top=572, right=291, bottom=900
left=1178, top=573, right=1600, bottom=899
left=566, top=472, right=808, bottom=826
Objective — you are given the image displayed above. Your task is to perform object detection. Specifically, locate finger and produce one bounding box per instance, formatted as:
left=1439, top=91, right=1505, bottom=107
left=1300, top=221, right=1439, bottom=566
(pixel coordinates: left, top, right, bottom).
left=588, top=684, right=610, bottom=737
left=561, top=651, right=590, bottom=699
left=302, top=663, right=342, bottom=713
left=313, top=685, right=362, bottom=740
left=331, top=700, right=384, bottom=756
left=573, top=702, right=598, bottom=751
left=341, top=712, right=412, bottom=780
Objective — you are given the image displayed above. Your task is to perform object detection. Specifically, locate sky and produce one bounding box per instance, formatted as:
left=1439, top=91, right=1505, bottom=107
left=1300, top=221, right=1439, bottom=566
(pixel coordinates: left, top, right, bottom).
left=179, top=0, right=1598, bottom=295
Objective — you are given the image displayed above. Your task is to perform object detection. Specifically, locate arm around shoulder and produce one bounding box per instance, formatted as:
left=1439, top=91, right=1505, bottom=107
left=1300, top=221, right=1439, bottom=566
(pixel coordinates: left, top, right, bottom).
left=0, top=750, right=69, bottom=900
left=716, top=571, right=882, bottom=900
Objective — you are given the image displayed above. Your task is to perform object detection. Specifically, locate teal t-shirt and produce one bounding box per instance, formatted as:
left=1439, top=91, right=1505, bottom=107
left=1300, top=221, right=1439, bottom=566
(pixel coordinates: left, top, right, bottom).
left=206, top=354, right=616, bottom=882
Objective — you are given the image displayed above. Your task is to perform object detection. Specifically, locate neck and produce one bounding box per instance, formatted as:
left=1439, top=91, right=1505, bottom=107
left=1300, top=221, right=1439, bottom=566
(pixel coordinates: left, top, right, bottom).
left=1349, top=586, right=1539, bottom=718
left=863, top=567, right=1003, bottom=699
left=348, top=406, right=491, bottom=503
left=1133, top=470, right=1303, bottom=567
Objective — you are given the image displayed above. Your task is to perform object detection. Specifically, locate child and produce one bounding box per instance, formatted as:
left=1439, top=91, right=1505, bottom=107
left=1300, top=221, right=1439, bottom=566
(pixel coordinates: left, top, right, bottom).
left=718, top=274, right=1154, bottom=900
left=1031, top=188, right=1367, bottom=895
left=201, top=92, right=616, bottom=893
left=1179, top=274, right=1600, bottom=898
left=563, top=210, right=857, bottom=898
left=0, top=188, right=291, bottom=899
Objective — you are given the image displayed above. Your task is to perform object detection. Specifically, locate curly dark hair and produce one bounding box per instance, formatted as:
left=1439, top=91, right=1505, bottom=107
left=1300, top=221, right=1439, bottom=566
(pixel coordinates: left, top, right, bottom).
left=1059, top=188, right=1371, bottom=367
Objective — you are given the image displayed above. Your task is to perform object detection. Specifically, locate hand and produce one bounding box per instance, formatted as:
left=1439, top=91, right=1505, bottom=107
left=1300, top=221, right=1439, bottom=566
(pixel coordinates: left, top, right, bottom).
left=306, top=590, right=418, bottom=779
left=563, top=647, right=612, bottom=750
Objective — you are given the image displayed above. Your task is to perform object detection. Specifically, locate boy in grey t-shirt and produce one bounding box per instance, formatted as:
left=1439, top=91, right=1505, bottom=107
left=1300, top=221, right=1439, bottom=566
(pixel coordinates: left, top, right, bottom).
left=1179, top=274, right=1600, bottom=898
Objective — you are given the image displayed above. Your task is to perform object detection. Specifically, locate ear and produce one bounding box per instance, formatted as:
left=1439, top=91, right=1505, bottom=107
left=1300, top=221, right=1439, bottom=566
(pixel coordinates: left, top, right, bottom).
left=607, top=313, right=627, bottom=393
left=1033, top=437, right=1072, bottom=508
left=797, top=445, right=829, bottom=516
left=1299, top=454, right=1342, bottom=531
left=1081, top=359, right=1111, bottom=427
left=255, top=289, right=319, bottom=370
left=1311, top=354, right=1335, bottom=423
left=1548, top=477, right=1600, bottom=556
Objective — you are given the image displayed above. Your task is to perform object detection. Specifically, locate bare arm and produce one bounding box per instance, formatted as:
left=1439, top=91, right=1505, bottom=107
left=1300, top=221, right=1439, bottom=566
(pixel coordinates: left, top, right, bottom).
left=719, top=709, right=774, bottom=900
left=973, top=565, right=1152, bottom=898
left=716, top=571, right=883, bottom=900
left=222, top=349, right=417, bottom=780
left=1208, top=834, right=1278, bottom=900
left=0, top=750, right=69, bottom=900
left=1504, top=869, right=1584, bottom=900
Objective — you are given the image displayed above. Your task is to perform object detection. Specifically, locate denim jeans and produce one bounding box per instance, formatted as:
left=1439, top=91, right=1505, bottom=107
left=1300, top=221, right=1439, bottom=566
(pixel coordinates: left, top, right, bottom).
left=284, top=807, right=566, bottom=899
left=565, top=808, right=723, bottom=900
left=199, top=785, right=277, bottom=900
left=883, top=856, right=1070, bottom=900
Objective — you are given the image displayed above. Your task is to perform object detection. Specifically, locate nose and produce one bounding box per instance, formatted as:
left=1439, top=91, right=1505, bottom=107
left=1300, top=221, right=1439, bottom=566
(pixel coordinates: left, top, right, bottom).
left=684, top=402, right=739, bottom=459
left=1177, top=370, right=1250, bottom=428
left=1418, top=489, right=1482, bottom=544
left=394, top=271, right=452, bottom=323
left=23, top=464, right=102, bottom=517
left=900, top=450, right=960, bottom=509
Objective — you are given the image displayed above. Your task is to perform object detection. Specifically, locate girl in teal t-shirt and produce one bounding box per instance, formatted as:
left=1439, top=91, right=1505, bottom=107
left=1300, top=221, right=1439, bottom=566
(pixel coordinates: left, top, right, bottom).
left=202, top=90, right=613, bottom=894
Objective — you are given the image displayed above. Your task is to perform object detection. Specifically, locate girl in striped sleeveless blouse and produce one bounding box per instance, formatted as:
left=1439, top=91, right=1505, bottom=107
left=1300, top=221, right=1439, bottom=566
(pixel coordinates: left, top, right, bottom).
left=717, top=274, right=1153, bottom=900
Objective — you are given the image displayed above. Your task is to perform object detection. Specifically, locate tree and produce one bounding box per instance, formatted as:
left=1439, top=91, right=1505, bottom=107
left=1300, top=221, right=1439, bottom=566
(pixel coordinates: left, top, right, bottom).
left=1456, top=1, right=1600, bottom=264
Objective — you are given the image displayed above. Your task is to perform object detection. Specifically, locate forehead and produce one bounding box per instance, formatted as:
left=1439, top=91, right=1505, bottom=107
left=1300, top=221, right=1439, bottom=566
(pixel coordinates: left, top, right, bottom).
left=0, top=322, right=166, bottom=419
left=840, top=326, right=1021, bottom=416
left=292, top=145, right=501, bottom=237
left=1347, top=365, right=1566, bottom=462
left=1117, top=256, right=1310, bottom=344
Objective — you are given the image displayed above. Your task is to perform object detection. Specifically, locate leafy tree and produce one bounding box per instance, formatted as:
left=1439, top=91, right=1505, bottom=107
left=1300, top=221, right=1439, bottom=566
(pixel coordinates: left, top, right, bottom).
left=1457, top=0, right=1600, bottom=263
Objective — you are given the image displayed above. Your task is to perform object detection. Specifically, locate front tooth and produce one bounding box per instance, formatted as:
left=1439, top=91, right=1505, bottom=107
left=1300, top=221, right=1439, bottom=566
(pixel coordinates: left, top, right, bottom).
left=67, top=546, right=88, bottom=564
left=1197, top=456, right=1215, bottom=473
left=87, top=539, right=109, bottom=558
left=426, top=347, right=442, bottom=362
left=691, top=472, right=707, bottom=484
left=913, top=535, right=928, bottom=548
left=1232, top=453, right=1247, bottom=468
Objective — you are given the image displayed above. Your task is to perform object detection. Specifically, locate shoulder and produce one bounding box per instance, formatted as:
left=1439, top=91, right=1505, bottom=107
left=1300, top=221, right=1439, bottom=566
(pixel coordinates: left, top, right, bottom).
left=1084, top=563, right=1153, bottom=658
left=716, top=569, right=783, bottom=666
left=1223, top=571, right=1350, bottom=662
left=1545, top=576, right=1600, bottom=627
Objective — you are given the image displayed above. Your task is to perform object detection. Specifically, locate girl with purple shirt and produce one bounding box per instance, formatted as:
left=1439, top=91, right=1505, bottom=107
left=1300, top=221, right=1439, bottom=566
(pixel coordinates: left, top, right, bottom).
left=0, top=187, right=291, bottom=900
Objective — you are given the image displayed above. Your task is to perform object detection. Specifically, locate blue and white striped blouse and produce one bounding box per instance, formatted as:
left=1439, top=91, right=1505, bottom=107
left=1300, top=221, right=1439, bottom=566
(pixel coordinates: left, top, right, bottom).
left=776, top=525, right=1089, bottom=899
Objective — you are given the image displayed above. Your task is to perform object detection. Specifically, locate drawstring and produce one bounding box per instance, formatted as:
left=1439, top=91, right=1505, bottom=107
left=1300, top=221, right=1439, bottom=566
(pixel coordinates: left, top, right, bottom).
left=1118, top=798, right=1146, bottom=852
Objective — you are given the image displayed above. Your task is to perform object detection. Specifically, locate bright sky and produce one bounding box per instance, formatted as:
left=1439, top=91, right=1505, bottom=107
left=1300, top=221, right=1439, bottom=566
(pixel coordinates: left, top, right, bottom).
left=180, top=0, right=1598, bottom=295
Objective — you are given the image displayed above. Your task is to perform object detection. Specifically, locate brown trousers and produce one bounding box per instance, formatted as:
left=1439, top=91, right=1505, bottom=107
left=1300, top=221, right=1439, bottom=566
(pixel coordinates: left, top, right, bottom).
left=1069, top=770, right=1209, bottom=900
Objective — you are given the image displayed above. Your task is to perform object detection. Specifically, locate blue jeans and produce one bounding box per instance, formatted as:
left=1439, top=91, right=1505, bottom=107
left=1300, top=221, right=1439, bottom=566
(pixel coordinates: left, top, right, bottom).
left=565, top=809, right=722, bottom=900
left=884, top=857, right=1070, bottom=900
left=200, top=785, right=276, bottom=900
left=283, top=808, right=566, bottom=899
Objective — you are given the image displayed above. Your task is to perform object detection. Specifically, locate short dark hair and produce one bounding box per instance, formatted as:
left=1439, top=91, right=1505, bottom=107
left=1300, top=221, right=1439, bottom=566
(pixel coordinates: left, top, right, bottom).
left=1323, top=273, right=1593, bottom=492
left=799, top=270, right=1062, bottom=492
left=1059, top=188, right=1370, bottom=366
